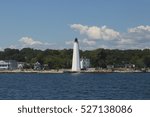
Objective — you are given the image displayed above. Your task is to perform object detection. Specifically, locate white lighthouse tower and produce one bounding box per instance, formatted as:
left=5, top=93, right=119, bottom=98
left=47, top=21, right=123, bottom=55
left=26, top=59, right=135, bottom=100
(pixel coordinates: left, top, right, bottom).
left=72, top=38, right=81, bottom=72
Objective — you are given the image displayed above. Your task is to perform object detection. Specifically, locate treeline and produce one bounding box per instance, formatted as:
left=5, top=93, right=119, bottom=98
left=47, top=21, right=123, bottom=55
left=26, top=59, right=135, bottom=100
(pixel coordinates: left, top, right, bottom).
left=0, top=48, right=150, bottom=69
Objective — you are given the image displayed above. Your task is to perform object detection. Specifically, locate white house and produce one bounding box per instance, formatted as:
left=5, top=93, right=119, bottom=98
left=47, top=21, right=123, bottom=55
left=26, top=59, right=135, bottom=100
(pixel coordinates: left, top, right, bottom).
left=0, top=60, right=18, bottom=70
left=0, top=60, right=10, bottom=70
left=17, top=62, right=25, bottom=70
left=80, top=58, right=90, bottom=70
left=34, top=61, right=42, bottom=70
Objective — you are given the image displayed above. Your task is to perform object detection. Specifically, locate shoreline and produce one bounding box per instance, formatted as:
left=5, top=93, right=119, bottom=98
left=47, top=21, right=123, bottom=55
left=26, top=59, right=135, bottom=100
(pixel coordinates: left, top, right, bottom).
left=0, top=69, right=149, bottom=74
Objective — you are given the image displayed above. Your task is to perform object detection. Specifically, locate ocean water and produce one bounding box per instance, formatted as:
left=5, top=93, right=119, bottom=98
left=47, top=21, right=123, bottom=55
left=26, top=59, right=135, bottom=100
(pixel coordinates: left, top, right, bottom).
left=0, top=73, right=149, bottom=100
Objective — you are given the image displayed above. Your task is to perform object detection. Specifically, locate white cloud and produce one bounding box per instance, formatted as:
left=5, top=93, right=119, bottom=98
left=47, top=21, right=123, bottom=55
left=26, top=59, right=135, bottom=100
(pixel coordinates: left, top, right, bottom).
left=70, top=24, right=120, bottom=40
left=128, top=25, right=150, bottom=33
left=65, top=38, right=96, bottom=48
left=17, top=37, right=56, bottom=50
left=115, top=25, right=150, bottom=49
left=65, top=41, right=73, bottom=45
left=82, top=38, right=96, bottom=46
left=19, top=37, right=43, bottom=46
left=9, top=45, right=17, bottom=49
left=70, top=24, right=150, bottom=49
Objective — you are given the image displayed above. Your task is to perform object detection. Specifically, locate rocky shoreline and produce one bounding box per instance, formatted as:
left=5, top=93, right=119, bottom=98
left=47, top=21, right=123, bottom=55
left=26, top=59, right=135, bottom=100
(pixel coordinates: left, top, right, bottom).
left=0, top=68, right=149, bottom=73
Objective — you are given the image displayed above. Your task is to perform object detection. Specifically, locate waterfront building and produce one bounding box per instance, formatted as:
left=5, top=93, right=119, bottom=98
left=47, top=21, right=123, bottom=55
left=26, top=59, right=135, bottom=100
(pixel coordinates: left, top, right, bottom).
left=72, top=38, right=81, bottom=71
left=80, top=58, right=90, bottom=70
left=17, top=62, right=25, bottom=70
left=6, top=60, right=18, bottom=70
left=0, top=60, right=17, bottom=70
left=0, top=60, right=9, bottom=70
left=34, top=61, right=42, bottom=70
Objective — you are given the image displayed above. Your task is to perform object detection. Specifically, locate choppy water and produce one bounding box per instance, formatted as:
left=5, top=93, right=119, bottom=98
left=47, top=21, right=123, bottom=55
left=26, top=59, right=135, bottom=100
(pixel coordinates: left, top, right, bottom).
left=0, top=73, right=149, bottom=100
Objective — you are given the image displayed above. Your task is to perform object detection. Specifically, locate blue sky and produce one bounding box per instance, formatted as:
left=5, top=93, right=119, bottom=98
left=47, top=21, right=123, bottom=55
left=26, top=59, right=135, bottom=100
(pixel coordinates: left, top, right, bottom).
left=0, top=0, right=150, bottom=50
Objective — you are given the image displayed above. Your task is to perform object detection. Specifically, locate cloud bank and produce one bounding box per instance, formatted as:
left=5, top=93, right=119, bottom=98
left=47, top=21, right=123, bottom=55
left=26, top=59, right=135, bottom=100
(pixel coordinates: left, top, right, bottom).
left=19, top=37, right=56, bottom=49
left=19, top=37, right=43, bottom=46
left=69, top=24, right=150, bottom=49
left=4, top=37, right=56, bottom=50
left=70, top=24, right=119, bottom=40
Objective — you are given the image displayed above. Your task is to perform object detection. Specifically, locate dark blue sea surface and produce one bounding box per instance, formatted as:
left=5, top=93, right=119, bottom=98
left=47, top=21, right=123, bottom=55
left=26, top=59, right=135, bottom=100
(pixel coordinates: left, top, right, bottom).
left=0, top=73, right=149, bottom=100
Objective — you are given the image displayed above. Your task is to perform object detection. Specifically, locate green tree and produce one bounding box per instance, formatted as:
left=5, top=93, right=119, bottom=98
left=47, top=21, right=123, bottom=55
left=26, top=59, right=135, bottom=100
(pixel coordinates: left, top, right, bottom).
left=96, top=49, right=107, bottom=68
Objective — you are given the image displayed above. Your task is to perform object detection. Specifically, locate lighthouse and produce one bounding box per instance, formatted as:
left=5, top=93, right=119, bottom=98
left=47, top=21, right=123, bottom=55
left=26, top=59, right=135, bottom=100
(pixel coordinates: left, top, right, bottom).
left=72, top=38, right=81, bottom=72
